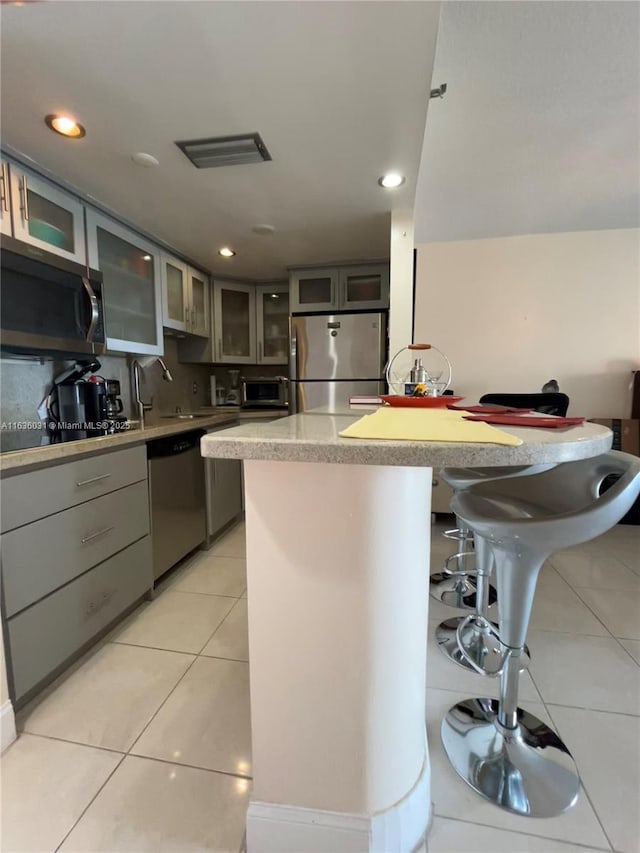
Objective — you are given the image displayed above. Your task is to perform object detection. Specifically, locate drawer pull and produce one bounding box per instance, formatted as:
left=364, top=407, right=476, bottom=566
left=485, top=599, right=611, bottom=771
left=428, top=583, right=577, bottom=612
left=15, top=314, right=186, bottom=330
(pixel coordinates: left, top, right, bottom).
left=76, top=473, right=112, bottom=487
left=81, top=525, right=115, bottom=545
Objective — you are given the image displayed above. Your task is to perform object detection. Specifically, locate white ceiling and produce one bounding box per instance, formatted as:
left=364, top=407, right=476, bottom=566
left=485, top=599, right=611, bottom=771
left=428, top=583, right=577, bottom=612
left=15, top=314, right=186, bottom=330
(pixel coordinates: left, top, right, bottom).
left=415, top=1, right=640, bottom=243
left=0, top=1, right=440, bottom=279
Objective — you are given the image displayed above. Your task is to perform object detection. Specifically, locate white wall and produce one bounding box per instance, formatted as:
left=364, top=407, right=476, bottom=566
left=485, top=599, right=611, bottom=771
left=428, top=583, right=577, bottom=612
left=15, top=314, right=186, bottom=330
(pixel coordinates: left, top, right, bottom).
left=389, top=210, right=415, bottom=361
left=415, top=229, right=640, bottom=418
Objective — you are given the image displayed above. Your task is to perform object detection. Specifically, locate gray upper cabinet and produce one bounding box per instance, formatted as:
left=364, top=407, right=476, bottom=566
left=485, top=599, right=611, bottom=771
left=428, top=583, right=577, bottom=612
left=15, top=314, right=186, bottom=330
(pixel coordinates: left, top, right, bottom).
left=213, top=280, right=256, bottom=364
left=86, top=210, right=163, bottom=355
left=9, top=164, right=86, bottom=264
left=1, top=158, right=12, bottom=236
left=256, top=283, right=289, bottom=365
left=161, top=257, right=210, bottom=339
left=339, top=264, right=389, bottom=311
left=188, top=267, right=210, bottom=338
left=290, top=263, right=389, bottom=313
left=290, top=267, right=339, bottom=313
left=161, top=254, right=189, bottom=334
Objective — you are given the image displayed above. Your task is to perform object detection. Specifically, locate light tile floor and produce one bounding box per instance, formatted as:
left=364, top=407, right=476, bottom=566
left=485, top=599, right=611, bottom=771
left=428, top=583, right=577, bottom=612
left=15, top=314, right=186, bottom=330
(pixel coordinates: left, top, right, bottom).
left=1, top=518, right=638, bottom=852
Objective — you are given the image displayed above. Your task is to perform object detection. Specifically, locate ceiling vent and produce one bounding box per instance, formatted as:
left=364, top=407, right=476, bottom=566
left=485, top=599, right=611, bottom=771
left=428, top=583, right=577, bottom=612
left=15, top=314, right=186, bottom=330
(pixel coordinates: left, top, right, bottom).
left=175, top=133, right=272, bottom=169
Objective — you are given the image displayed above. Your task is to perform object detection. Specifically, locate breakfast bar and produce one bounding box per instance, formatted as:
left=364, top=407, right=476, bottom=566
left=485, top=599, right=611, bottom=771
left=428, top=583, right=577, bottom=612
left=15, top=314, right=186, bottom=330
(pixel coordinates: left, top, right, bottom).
left=201, top=413, right=612, bottom=852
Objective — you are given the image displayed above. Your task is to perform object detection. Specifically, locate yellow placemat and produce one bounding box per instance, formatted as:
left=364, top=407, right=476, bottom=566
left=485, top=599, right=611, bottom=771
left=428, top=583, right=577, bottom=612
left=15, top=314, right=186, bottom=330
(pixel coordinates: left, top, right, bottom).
left=339, top=407, right=523, bottom=446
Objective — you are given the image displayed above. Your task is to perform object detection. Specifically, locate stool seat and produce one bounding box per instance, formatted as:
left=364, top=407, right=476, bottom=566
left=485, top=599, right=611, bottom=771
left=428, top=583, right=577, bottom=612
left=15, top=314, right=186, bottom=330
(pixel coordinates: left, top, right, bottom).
left=434, top=464, right=553, bottom=670
left=441, top=451, right=640, bottom=818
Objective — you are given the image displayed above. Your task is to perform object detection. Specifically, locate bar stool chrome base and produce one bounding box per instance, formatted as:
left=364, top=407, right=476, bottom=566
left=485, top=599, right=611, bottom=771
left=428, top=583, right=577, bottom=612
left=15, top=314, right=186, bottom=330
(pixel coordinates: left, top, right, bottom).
left=429, top=574, right=498, bottom=611
left=441, top=698, right=580, bottom=818
left=435, top=617, right=504, bottom=673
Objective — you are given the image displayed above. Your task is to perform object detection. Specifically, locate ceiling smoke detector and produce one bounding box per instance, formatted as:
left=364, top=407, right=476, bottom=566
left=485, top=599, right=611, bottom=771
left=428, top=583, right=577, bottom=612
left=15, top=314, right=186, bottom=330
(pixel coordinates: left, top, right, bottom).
left=175, top=133, right=272, bottom=169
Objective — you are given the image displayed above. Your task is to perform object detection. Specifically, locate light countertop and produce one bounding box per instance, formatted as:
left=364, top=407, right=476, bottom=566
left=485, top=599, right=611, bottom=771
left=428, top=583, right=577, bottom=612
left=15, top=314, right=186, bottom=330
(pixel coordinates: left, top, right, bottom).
left=0, top=412, right=240, bottom=476
left=200, top=411, right=613, bottom=467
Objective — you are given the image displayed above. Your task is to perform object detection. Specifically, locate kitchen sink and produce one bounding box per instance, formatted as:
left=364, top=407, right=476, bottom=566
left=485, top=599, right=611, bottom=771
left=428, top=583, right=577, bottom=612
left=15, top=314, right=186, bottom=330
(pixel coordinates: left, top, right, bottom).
left=160, top=413, right=211, bottom=420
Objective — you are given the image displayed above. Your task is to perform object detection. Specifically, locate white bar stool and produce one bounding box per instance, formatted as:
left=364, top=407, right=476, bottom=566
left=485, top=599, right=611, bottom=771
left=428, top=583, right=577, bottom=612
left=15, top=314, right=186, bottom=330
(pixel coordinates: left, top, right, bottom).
left=441, top=451, right=640, bottom=817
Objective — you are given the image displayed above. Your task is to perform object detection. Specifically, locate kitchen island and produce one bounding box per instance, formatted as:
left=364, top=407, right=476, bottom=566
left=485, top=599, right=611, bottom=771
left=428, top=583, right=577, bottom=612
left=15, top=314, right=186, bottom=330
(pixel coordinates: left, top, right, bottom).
left=201, top=413, right=612, bottom=853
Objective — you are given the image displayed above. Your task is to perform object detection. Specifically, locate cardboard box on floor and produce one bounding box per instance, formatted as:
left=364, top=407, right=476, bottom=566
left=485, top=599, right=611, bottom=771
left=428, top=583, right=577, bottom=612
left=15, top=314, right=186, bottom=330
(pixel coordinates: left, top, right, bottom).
left=588, top=419, right=640, bottom=456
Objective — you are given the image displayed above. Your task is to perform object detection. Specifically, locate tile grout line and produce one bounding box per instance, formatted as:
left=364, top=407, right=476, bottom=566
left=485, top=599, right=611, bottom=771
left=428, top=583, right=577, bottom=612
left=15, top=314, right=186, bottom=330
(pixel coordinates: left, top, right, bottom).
left=523, top=670, right=616, bottom=851
left=123, top=589, right=246, bottom=758
left=543, top=702, right=617, bottom=853
left=568, top=583, right=640, bottom=666
left=431, top=813, right=612, bottom=853
left=539, top=559, right=619, bottom=640
left=533, top=549, right=631, bottom=851
left=16, top=729, right=126, bottom=757
left=523, top=560, right=619, bottom=852
left=123, top=751, right=253, bottom=781
left=54, top=752, right=127, bottom=852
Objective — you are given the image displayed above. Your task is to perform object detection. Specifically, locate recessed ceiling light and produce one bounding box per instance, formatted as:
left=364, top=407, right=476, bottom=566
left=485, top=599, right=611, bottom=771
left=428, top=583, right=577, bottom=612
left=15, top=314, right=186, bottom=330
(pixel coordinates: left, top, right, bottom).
left=45, top=114, right=86, bottom=139
left=142, top=255, right=152, bottom=261
left=132, top=152, right=160, bottom=168
left=270, top=294, right=279, bottom=299
left=253, top=224, right=275, bottom=236
left=218, top=247, right=236, bottom=258
left=378, top=173, right=405, bottom=189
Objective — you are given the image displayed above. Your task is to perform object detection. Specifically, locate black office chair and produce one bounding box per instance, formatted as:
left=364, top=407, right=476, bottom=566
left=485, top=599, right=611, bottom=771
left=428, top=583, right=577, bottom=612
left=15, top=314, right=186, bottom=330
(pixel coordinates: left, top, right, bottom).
left=479, top=392, right=570, bottom=417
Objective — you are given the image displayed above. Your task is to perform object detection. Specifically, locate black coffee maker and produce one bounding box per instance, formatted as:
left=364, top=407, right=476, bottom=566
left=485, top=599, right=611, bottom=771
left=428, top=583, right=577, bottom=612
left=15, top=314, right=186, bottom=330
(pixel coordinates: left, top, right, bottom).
left=47, top=360, right=104, bottom=441
left=101, top=379, right=128, bottom=433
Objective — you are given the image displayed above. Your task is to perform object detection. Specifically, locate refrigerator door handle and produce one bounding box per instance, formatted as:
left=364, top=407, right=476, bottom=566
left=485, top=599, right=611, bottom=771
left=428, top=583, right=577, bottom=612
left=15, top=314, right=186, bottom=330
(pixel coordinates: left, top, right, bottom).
left=290, top=325, right=298, bottom=414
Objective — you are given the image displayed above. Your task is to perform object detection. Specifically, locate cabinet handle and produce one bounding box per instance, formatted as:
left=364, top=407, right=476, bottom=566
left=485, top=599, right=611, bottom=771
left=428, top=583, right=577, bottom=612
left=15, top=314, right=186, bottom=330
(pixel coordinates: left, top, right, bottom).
left=218, top=338, right=222, bottom=361
left=18, top=175, right=29, bottom=222
left=258, top=341, right=262, bottom=362
left=0, top=163, right=8, bottom=213
left=192, top=307, right=197, bottom=330
left=81, top=525, right=115, bottom=545
left=76, top=472, right=111, bottom=487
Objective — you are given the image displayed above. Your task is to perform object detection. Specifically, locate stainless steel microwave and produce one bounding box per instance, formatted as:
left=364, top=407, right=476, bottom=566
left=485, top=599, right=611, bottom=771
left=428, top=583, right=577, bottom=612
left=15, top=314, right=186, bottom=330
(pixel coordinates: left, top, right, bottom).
left=241, top=376, right=289, bottom=408
left=0, top=236, right=106, bottom=358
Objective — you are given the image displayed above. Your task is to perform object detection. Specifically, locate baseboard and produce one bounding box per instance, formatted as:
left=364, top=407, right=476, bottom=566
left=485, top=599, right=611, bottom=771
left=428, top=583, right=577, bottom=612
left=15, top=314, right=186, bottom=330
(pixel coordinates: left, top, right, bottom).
left=247, top=752, right=432, bottom=852
left=1, top=699, right=17, bottom=753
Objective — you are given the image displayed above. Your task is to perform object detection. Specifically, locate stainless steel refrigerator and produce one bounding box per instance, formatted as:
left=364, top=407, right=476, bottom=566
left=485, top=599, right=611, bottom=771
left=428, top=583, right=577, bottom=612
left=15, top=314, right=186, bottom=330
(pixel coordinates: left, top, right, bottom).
left=290, top=313, right=387, bottom=413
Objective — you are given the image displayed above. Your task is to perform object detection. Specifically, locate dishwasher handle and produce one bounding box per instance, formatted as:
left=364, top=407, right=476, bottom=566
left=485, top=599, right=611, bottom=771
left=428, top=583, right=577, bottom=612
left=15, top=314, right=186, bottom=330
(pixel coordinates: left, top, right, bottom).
left=146, top=429, right=205, bottom=459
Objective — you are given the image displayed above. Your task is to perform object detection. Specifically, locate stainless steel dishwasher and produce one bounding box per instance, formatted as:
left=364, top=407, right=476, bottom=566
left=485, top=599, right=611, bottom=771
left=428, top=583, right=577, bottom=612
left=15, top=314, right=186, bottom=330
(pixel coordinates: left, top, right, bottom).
left=147, top=429, right=206, bottom=581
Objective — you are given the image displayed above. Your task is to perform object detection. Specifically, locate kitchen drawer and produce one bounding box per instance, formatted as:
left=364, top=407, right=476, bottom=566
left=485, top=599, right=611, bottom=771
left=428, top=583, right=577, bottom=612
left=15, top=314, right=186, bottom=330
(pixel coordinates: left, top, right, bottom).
left=2, top=480, right=150, bottom=617
left=1, top=446, right=147, bottom=532
left=7, top=536, right=152, bottom=702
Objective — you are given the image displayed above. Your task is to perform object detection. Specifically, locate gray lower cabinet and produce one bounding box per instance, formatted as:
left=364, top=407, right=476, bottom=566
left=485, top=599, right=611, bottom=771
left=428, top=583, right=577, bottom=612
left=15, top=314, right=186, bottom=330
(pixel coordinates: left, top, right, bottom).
left=0, top=445, right=153, bottom=705
left=7, top=536, right=152, bottom=701
left=1, top=445, right=147, bottom=532
left=204, top=425, right=243, bottom=542
left=2, top=480, right=149, bottom=617
left=206, top=458, right=243, bottom=540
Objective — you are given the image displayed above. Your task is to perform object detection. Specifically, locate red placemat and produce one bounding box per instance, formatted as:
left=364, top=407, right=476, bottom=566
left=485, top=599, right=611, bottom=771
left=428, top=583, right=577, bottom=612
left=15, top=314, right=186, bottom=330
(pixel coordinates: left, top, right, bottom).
left=448, top=404, right=534, bottom=414
left=462, top=414, right=586, bottom=429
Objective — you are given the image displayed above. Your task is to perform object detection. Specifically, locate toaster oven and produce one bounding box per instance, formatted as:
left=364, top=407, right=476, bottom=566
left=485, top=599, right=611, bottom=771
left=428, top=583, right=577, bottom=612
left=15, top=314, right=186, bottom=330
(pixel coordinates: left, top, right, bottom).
left=241, top=377, right=289, bottom=408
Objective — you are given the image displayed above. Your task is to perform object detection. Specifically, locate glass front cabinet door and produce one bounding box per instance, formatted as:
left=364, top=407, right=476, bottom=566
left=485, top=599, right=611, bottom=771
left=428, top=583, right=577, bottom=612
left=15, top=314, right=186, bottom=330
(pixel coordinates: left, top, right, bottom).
left=213, top=281, right=256, bottom=364
left=188, top=267, right=210, bottom=338
left=289, top=268, right=339, bottom=313
left=339, top=264, right=390, bottom=311
left=0, top=159, right=12, bottom=236
left=86, top=210, right=163, bottom=355
left=161, top=254, right=189, bottom=334
left=256, top=283, right=289, bottom=364
left=9, top=165, right=86, bottom=264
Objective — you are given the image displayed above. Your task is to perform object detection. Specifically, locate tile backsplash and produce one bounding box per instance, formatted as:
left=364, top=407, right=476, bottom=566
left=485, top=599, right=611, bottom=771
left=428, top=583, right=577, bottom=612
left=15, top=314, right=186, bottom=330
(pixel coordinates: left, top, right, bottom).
left=0, top=337, right=289, bottom=426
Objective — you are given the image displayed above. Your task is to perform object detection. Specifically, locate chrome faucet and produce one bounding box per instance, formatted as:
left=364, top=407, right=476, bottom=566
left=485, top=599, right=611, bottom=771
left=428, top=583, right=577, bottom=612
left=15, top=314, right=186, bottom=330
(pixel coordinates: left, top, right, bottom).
left=131, top=356, right=174, bottom=426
